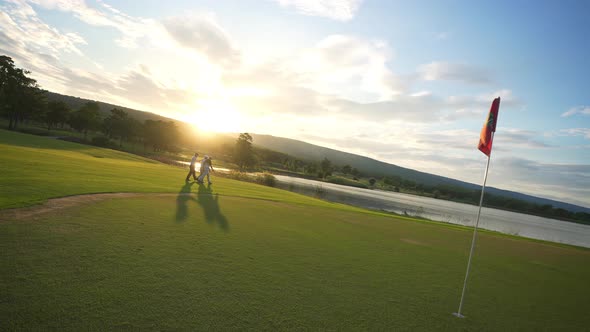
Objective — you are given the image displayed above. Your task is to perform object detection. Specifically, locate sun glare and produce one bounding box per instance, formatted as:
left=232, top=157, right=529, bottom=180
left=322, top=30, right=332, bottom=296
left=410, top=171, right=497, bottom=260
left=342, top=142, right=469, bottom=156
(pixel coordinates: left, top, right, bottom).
left=192, top=99, right=243, bottom=134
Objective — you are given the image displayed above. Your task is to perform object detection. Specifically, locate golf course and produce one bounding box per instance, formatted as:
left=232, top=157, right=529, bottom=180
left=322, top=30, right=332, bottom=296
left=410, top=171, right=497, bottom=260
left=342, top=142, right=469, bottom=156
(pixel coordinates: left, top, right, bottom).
left=1, top=129, right=589, bottom=331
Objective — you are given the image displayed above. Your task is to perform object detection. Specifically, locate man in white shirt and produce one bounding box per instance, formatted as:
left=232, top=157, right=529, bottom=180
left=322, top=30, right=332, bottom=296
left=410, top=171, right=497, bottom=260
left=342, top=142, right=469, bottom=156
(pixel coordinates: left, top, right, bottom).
left=197, top=155, right=215, bottom=184
left=185, top=152, right=199, bottom=181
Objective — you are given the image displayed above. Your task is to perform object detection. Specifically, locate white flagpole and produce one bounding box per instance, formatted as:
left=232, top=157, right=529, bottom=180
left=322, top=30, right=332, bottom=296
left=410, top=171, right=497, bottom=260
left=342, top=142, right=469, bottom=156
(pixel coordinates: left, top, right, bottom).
left=453, top=132, right=494, bottom=319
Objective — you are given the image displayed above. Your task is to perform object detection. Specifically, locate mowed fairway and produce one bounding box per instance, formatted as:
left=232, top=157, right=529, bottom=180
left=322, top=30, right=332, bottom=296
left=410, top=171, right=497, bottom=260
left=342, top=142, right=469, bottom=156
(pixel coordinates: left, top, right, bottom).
left=1, top=130, right=590, bottom=330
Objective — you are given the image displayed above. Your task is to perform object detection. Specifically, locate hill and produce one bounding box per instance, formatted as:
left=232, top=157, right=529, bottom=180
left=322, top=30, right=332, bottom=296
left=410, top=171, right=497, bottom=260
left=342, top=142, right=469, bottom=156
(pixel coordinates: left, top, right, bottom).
left=43, top=91, right=172, bottom=123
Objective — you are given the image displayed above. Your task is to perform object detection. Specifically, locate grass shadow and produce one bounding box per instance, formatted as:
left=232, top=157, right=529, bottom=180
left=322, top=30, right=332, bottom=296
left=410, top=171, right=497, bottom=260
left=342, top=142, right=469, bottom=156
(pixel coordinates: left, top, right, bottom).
left=197, top=183, right=229, bottom=232
left=175, top=181, right=195, bottom=223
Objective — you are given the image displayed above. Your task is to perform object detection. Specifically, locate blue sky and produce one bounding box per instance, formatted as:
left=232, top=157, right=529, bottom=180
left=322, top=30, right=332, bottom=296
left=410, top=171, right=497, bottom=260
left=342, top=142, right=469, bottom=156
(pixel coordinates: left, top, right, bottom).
left=1, top=0, right=589, bottom=206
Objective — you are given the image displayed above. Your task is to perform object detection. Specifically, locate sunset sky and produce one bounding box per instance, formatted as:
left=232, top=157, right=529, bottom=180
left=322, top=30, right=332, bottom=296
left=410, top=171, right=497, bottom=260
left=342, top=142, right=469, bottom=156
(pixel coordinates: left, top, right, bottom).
left=1, top=0, right=589, bottom=207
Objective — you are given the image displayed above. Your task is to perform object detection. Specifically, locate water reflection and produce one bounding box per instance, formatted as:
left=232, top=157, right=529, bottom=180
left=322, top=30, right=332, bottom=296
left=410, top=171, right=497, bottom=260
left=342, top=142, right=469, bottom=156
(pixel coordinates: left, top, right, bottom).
left=274, top=175, right=590, bottom=248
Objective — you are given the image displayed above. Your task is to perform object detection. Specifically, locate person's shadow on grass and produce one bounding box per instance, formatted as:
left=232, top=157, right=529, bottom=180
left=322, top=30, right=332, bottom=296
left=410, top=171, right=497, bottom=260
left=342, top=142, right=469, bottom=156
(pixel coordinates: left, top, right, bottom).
left=175, top=181, right=195, bottom=223
left=197, top=183, right=229, bottom=232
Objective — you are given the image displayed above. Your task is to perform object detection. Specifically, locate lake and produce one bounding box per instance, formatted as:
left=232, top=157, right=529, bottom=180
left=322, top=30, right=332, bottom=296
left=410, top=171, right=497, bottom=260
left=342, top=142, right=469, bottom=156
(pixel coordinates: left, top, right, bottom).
left=273, top=175, right=590, bottom=248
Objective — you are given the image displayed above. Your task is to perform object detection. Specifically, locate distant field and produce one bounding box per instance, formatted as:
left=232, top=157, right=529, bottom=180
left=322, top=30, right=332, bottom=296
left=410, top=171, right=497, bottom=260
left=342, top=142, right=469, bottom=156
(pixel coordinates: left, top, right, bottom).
left=1, top=129, right=589, bottom=330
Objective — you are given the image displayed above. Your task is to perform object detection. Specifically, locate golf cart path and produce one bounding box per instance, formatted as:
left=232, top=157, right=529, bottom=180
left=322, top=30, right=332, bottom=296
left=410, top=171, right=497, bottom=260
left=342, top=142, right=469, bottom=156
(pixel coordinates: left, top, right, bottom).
left=0, top=192, right=202, bottom=221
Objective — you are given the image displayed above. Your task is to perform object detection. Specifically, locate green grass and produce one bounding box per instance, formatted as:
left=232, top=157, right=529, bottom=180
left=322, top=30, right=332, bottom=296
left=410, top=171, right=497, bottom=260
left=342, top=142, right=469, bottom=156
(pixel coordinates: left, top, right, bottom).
left=2, top=129, right=590, bottom=330
left=0, top=130, right=350, bottom=210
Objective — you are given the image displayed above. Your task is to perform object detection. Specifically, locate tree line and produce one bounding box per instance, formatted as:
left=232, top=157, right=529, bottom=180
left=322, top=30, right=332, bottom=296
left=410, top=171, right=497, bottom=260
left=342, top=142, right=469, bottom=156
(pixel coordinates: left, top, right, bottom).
left=1, top=55, right=180, bottom=153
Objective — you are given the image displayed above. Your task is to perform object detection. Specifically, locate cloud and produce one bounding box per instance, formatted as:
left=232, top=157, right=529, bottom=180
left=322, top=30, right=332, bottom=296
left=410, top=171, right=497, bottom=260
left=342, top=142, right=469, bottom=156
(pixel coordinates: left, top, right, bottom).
left=494, top=128, right=552, bottom=149
left=418, top=61, right=492, bottom=84
left=0, top=1, right=224, bottom=114
left=562, top=105, right=590, bottom=117
left=560, top=128, right=590, bottom=139
left=273, top=0, right=363, bottom=21
left=162, top=13, right=240, bottom=66
left=442, top=89, right=523, bottom=121
left=227, top=53, right=521, bottom=126
left=490, top=157, right=590, bottom=207
left=26, top=0, right=162, bottom=48
left=0, top=2, right=86, bottom=57
left=325, top=93, right=444, bottom=122
left=116, top=68, right=182, bottom=109
left=286, top=34, right=402, bottom=102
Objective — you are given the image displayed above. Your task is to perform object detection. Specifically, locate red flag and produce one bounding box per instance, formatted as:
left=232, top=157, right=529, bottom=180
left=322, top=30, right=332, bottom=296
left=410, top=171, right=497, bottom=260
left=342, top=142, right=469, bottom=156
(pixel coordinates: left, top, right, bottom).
left=478, top=97, right=500, bottom=156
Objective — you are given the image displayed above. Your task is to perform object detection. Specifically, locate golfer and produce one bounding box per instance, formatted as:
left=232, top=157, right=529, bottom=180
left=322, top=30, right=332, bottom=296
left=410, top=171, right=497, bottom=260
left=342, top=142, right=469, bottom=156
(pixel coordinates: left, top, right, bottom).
left=185, top=152, right=199, bottom=181
left=197, top=155, right=215, bottom=184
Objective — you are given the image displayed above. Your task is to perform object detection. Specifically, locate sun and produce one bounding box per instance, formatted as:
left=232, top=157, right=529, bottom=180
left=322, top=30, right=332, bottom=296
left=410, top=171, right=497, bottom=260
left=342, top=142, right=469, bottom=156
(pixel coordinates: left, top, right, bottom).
left=192, top=99, right=243, bottom=134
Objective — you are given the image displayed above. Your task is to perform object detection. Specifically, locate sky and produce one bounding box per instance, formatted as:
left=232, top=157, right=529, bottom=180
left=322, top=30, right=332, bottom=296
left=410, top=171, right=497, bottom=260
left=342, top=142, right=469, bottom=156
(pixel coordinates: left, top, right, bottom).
left=1, top=0, right=589, bottom=207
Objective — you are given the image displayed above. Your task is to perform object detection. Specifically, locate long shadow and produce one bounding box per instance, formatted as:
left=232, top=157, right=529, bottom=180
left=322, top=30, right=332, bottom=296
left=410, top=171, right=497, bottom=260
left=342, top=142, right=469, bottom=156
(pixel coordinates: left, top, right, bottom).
left=197, top=183, right=229, bottom=232
left=175, top=181, right=195, bottom=223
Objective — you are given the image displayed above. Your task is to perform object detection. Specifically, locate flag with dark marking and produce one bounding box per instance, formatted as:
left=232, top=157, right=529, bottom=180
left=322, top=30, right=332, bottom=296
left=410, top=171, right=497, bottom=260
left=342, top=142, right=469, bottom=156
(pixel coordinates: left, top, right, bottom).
left=478, top=97, right=500, bottom=156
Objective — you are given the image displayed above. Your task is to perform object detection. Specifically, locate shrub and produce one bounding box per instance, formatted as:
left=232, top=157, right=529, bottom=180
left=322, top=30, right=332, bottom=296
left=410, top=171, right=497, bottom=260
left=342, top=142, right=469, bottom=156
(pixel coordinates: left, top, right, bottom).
left=223, top=170, right=253, bottom=182
left=255, top=172, right=276, bottom=187
left=219, top=171, right=276, bottom=188
left=17, top=127, right=51, bottom=136
left=91, top=136, right=118, bottom=149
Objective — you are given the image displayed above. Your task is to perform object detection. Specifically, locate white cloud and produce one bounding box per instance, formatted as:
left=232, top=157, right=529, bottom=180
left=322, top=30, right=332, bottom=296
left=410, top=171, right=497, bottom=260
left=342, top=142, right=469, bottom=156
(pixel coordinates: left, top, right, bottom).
left=490, top=158, right=590, bottom=207
left=418, top=61, right=492, bottom=84
left=238, top=34, right=403, bottom=104
left=162, top=13, right=240, bottom=66
left=0, top=0, right=222, bottom=114
left=273, top=0, right=363, bottom=21
left=25, top=0, right=164, bottom=48
left=442, top=89, right=522, bottom=121
left=560, top=128, right=590, bottom=139
left=0, top=2, right=86, bottom=57
left=494, top=128, right=552, bottom=149
left=562, top=105, right=590, bottom=117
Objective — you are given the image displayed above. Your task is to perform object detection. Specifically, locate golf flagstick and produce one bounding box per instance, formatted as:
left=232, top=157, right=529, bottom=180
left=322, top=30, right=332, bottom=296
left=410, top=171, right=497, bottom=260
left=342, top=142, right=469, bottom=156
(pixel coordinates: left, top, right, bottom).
left=453, top=141, right=492, bottom=318
left=453, top=97, right=500, bottom=319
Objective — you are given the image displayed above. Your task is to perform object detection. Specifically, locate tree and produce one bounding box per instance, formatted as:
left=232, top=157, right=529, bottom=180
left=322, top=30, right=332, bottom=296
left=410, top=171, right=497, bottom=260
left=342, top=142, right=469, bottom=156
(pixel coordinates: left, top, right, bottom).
left=23, top=87, right=47, bottom=126
left=342, top=164, right=352, bottom=175
left=320, top=157, right=332, bottom=179
left=369, top=178, right=376, bottom=186
left=125, top=117, right=142, bottom=148
left=0, top=55, right=38, bottom=129
left=142, top=120, right=178, bottom=152
left=234, top=133, right=256, bottom=170
left=42, top=101, right=70, bottom=131
left=69, top=101, right=101, bottom=139
left=103, top=108, right=134, bottom=147
left=283, top=157, right=300, bottom=172
left=351, top=168, right=360, bottom=177
left=304, top=162, right=317, bottom=175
